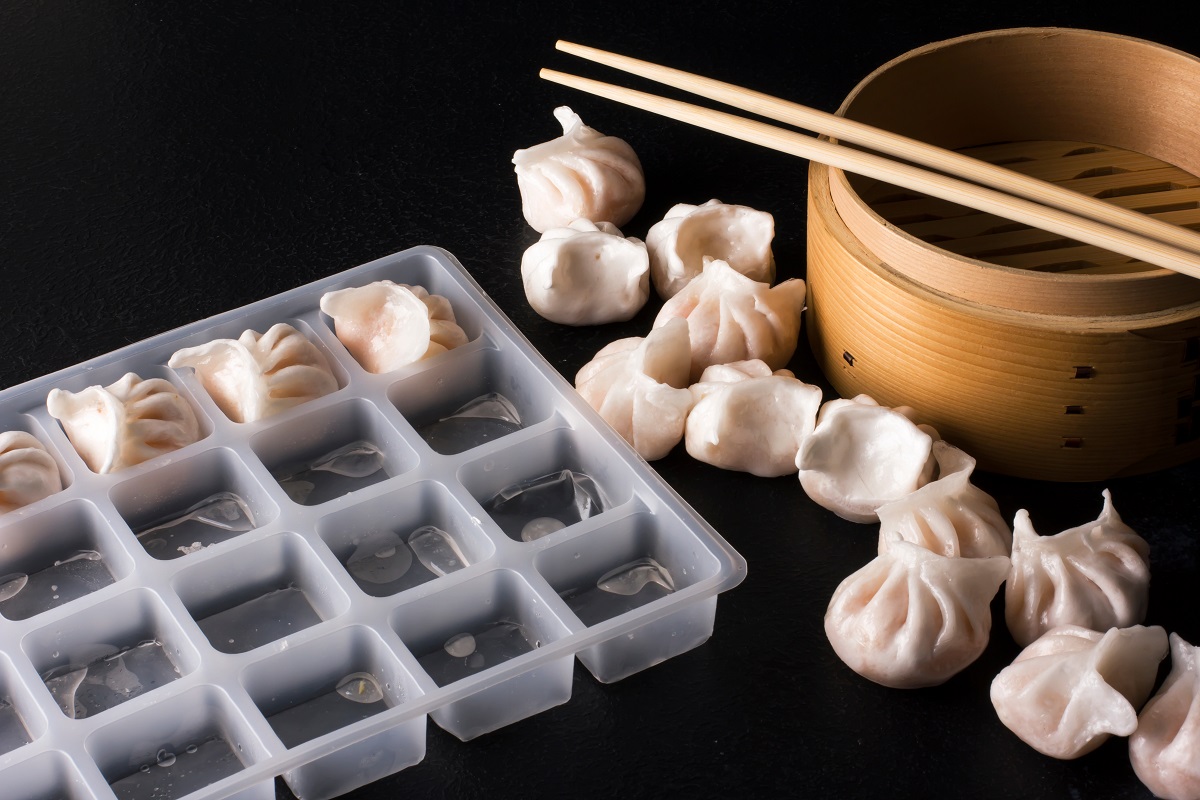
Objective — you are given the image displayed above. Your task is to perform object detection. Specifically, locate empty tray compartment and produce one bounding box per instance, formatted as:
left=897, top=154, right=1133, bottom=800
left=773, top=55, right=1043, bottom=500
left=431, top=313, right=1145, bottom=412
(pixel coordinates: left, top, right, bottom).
left=0, top=749, right=93, bottom=800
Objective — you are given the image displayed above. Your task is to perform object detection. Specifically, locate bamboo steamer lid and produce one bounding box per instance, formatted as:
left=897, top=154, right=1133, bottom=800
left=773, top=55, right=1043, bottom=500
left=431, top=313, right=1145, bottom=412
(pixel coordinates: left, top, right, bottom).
left=806, top=27, right=1200, bottom=481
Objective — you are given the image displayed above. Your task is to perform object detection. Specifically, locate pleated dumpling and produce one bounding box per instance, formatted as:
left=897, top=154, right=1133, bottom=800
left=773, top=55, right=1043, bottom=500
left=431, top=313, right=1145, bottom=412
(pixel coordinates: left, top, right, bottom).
left=575, top=318, right=694, bottom=461
left=824, top=540, right=1009, bottom=688
left=168, top=323, right=338, bottom=423
left=652, top=258, right=805, bottom=383
left=1005, top=490, right=1151, bottom=647
left=0, top=431, right=63, bottom=512
left=646, top=199, right=775, bottom=299
left=796, top=394, right=940, bottom=523
left=512, top=106, right=645, bottom=233
left=47, top=373, right=202, bottom=474
left=990, top=624, right=1167, bottom=759
left=520, top=219, right=649, bottom=325
left=1130, top=633, right=1200, bottom=800
left=684, top=360, right=821, bottom=477
left=320, top=280, right=468, bottom=373
left=876, top=441, right=1011, bottom=559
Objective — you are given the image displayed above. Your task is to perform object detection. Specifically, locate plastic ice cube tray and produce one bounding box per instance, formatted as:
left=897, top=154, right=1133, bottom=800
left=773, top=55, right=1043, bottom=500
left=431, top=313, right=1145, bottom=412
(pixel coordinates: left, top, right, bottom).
left=0, top=246, right=746, bottom=800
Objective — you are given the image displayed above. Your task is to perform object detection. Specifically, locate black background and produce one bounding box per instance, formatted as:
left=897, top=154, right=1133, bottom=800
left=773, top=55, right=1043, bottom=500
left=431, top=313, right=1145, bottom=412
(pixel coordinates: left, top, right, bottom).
left=2, top=2, right=1198, bottom=798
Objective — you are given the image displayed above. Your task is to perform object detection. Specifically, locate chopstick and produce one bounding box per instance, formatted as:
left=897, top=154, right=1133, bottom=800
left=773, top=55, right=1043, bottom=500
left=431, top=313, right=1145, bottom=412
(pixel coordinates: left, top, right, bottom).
left=540, top=43, right=1200, bottom=282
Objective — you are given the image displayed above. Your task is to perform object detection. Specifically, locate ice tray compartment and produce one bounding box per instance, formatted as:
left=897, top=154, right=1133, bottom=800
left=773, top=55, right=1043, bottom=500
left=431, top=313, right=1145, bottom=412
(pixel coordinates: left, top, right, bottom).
left=391, top=345, right=557, bottom=455
left=251, top=398, right=415, bottom=507
left=111, top=447, right=278, bottom=561
left=537, top=512, right=724, bottom=683
left=392, top=568, right=573, bottom=740
left=0, top=500, right=133, bottom=621
left=174, top=533, right=349, bottom=654
left=86, top=685, right=272, bottom=800
left=461, top=427, right=635, bottom=543
left=24, top=588, right=199, bottom=720
left=242, top=625, right=425, bottom=799
left=0, top=750, right=93, bottom=800
left=318, top=480, right=493, bottom=598
left=0, top=246, right=746, bottom=798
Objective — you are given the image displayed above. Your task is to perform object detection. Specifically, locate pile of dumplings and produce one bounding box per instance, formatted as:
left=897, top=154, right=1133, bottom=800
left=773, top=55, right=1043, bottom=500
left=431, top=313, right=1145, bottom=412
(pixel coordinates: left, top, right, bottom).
left=514, top=106, right=1199, bottom=799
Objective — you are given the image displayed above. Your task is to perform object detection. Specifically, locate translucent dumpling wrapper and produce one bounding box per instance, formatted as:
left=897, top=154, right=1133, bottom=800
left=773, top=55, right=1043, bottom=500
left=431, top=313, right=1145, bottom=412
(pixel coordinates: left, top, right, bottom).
left=684, top=360, right=822, bottom=477
left=796, top=394, right=940, bottom=524
left=646, top=199, right=775, bottom=300
left=320, top=280, right=468, bottom=373
left=0, top=431, right=63, bottom=512
left=876, top=441, right=1011, bottom=559
left=652, top=258, right=805, bottom=383
left=824, top=540, right=1009, bottom=689
left=990, top=624, right=1168, bottom=759
left=1005, top=489, right=1150, bottom=647
left=512, top=106, right=645, bottom=233
left=168, top=323, right=339, bottom=423
left=520, top=219, right=649, bottom=325
left=1129, top=633, right=1200, bottom=800
left=575, top=318, right=694, bottom=461
left=46, top=373, right=202, bottom=474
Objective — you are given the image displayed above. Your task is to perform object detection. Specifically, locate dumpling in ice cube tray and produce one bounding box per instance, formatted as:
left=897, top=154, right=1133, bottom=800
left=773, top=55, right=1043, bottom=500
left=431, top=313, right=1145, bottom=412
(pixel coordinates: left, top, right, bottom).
left=0, top=431, right=63, bottom=512
left=320, top=280, right=469, bottom=373
left=646, top=199, right=775, bottom=300
left=1005, top=489, right=1150, bottom=647
left=168, top=322, right=338, bottom=423
left=46, top=373, right=201, bottom=474
left=512, top=106, right=645, bottom=233
left=990, top=624, right=1167, bottom=759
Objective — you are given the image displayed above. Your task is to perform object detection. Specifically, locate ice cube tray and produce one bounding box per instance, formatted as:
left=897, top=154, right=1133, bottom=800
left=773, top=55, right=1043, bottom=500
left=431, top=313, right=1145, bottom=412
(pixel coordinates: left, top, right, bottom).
left=0, top=246, right=746, bottom=800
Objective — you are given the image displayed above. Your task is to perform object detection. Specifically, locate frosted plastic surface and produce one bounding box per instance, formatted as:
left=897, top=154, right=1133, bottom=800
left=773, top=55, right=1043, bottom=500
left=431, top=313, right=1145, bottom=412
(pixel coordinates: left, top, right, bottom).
left=0, top=246, right=745, bottom=800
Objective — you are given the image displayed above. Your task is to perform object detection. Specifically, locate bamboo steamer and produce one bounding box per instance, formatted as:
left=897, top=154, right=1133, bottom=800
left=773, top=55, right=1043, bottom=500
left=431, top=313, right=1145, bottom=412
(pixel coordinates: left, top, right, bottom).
left=806, top=27, right=1200, bottom=481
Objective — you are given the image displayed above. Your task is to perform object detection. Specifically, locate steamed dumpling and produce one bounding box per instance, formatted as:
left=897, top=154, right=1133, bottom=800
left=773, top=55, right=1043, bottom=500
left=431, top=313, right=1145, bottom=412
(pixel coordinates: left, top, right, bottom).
left=0, top=431, right=63, bottom=512
left=575, top=318, right=693, bottom=461
left=513, top=106, right=645, bottom=233
left=990, top=624, right=1167, bottom=759
left=797, top=394, right=940, bottom=523
left=46, top=373, right=202, bottom=474
left=320, top=280, right=468, bottom=373
left=168, top=323, right=338, bottom=423
left=653, top=258, right=805, bottom=383
left=876, top=441, right=1011, bottom=559
left=520, top=219, right=649, bottom=325
left=1005, top=489, right=1150, bottom=647
left=1130, top=633, right=1200, bottom=800
left=684, top=360, right=822, bottom=477
left=824, top=540, right=1009, bottom=688
left=646, top=199, right=775, bottom=299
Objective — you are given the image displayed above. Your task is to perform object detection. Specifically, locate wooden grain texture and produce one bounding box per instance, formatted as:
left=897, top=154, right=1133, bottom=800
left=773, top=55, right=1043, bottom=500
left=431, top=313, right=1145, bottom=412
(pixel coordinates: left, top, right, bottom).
left=808, top=28, right=1200, bottom=480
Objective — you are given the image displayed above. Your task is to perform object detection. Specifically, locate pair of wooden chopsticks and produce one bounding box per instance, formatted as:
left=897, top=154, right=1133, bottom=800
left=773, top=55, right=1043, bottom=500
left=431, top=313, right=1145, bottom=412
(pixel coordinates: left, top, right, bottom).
left=541, top=41, right=1200, bottom=282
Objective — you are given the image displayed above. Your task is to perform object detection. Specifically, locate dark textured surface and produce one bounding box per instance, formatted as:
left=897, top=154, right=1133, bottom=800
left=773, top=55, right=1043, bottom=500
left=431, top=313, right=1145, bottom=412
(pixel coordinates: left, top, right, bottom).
left=1, top=2, right=1197, bottom=798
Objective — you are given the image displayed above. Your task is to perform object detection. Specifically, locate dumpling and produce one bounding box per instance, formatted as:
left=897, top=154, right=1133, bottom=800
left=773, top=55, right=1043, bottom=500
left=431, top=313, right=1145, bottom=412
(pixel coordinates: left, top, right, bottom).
left=1130, top=633, right=1200, bottom=800
left=520, top=219, right=649, bottom=325
left=46, top=373, right=202, bottom=474
left=575, top=318, right=694, bottom=461
left=684, top=360, right=822, bottom=477
left=990, top=624, right=1168, bottom=759
left=320, top=280, right=468, bottom=373
left=646, top=199, right=775, bottom=299
left=824, top=540, right=1009, bottom=689
left=512, top=106, right=645, bottom=233
left=876, top=441, right=1011, bottom=559
left=168, top=323, right=338, bottom=423
left=796, top=394, right=940, bottom=523
left=0, top=431, right=63, bottom=512
left=652, top=258, right=805, bottom=383
left=1005, top=489, right=1150, bottom=647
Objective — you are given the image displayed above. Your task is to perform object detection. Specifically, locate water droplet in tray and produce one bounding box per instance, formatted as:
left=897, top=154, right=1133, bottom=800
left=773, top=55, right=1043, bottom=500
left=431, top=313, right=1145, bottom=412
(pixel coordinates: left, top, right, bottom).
left=136, top=492, right=256, bottom=560
left=346, top=532, right=412, bottom=585
left=483, top=469, right=604, bottom=541
left=416, top=392, right=523, bottom=454
left=563, top=557, right=677, bottom=627
left=277, top=441, right=387, bottom=505
left=408, top=525, right=469, bottom=576
left=443, top=632, right=476, bottom=658
left=335, top=672, right=385, bottom=704
left=0, top=574, right=28, bottom=602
